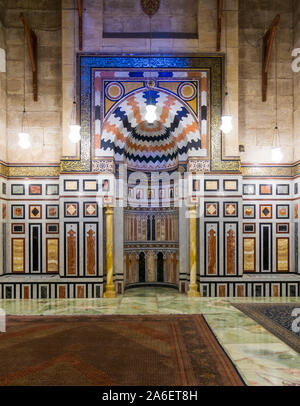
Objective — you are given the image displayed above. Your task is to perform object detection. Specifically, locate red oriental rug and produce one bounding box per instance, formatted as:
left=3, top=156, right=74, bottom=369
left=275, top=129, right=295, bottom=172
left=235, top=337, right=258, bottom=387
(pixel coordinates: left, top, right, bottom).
left=0, top=314, right=244, bottom=386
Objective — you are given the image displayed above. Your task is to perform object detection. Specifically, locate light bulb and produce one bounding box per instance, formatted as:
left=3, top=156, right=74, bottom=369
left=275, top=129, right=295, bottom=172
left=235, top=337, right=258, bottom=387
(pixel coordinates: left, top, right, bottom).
left=220, top=115, right=233, bottom=134
left=145, top=105, right=157, bottom=123
left=18, top=132, right=31, bottom=149
left=69, top=124, right=81, bottom=143
left=271, top=147, right=283, bottom=163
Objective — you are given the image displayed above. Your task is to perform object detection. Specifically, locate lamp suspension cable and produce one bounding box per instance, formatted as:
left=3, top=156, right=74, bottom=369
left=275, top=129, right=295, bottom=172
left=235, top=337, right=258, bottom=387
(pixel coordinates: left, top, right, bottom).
left=18, top=24, right=30, bottom=149
left=272, top=33, right=282, bottom=162
left=145, top=14, right=157, bottom=124
left=69, top=0, right=81, bottom=143
left=275, top=35, right=278, bottom=130
left=150, top=15, right=152, bottom=81
left=220, top=7, right=233, bottom=134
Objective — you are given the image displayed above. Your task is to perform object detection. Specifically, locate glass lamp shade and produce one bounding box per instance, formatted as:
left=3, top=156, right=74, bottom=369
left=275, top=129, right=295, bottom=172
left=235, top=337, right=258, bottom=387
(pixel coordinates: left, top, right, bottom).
left=271, top=147, right=283, bottom=163
left=145, top=105, right=157, bottom=123
left=18, top=132, right=31, bottom=149
left=220, top=115, right=233, bottom=134
left=271, top=126, right=282, bottom=163
left=69, top=124, right=81, bottom=143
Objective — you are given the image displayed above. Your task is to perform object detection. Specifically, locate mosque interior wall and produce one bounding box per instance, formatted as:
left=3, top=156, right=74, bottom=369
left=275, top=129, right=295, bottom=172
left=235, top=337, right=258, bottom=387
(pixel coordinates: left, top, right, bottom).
left=0, top=0, right=299, bottom=298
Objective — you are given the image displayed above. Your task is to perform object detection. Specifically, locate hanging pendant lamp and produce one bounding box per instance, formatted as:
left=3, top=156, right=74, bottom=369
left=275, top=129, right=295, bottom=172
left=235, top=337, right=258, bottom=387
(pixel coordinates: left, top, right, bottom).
left=18, top=28, right=31, bottom=149
left=271, top=35, right=282, bottom=163
left=145, top=14, right=157, bottom=124
left=69, top=0, right=81, bottom=143
left=220, top=7, right=233, bottom=134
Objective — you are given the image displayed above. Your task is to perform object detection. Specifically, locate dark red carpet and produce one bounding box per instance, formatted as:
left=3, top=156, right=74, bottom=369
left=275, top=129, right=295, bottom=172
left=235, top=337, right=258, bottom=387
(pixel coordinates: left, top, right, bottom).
left=0, top=315, right=244, bottom=386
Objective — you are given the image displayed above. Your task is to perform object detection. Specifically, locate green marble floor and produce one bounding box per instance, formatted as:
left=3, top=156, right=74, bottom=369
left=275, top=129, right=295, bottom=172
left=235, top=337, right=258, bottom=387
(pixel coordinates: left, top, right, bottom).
left=0, top=286, right=300, bottom=386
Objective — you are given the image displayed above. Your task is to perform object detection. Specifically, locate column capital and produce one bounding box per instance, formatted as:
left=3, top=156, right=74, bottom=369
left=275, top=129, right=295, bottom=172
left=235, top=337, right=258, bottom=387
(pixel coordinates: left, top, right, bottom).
left=188, top=205, right=198, bottom=217
left=105, top=206, right=114, bottom=215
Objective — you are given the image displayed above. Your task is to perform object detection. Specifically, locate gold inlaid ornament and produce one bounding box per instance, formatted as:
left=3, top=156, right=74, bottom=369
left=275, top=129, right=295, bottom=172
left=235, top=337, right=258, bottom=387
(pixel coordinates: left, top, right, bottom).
left=141, top=0, right=160, bottom=16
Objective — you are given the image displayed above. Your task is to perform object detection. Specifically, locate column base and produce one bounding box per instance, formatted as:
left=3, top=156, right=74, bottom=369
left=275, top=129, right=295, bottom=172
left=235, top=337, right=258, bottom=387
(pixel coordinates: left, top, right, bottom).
left=187, top=283, right=200, bottom=297
left=103, top=285, right=116, bottom=298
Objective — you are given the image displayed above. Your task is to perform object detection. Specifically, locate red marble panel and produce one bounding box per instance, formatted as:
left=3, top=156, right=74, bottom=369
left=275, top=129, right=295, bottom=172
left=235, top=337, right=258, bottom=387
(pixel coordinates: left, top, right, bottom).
left=207, top=229, right=217, bottom=275
left=67, top=229, right=77, bottom=275
left=77, top=286, right=84, bottom=298
left=58, top=286, right=66, bottom=298
left=23, top=286, right=30, bottom=299
left=237, top=285, right=244, bottom=297
left=86, top=229, right=96, bottom=275
left=226, top=229, right=236, bottom=275
left=218, top=285, right=226, bottom=297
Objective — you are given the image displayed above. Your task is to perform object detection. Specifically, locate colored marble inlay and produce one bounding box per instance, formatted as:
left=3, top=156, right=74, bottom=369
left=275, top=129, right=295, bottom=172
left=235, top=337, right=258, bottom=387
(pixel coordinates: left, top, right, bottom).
left=260, top=184, right=272, bottom=195
left=224, top=180, right=238, bottom=191
left=205, top=203, right=218, bottom=216
left=105, top=81, right=124, bottom=101
left=277, top=205, right=289, bottom=219
left=66, top=204, right=78, bottom=217
left=226, top=226, right=236, bottom=275
left=237, top=285, right=245, bottom=297
left=276, top=238, right=289, bottom=272
left=225, top=203, right=237, bottom=216
left=205, top=180, right=218, bottom=191
left=243, top=238, right=255, bottom=272
left=12, top=238, right=25, bottom=273
left=85, top=203, right=97, bottom=217
left=29, top=185, right=42, bottom=195
left=67, top=228, right=77, bottom=275
left=295, top=204, right=298, bottom=219
left=83, top=180, right=98, bottom=191
left=260, top=205, right=272, bottom=219
left=29, top=205, right=42, bottom=219
left=23, top=286, right=29, bottom=299
left=207, top=228, right=217, bottom=275
left=243, top=205, right=255, bottom=219
left=46, top=238, right=59, bottom=273
left=12, top=205, right=24, bottom=219
left=64, top=180, right=78, bottom=191
left=58, top=286, right=66, bottom=298
left=86, top=228, right=96, bottom=275
left=46, top=205, right=59, bottom=219
left=178, top=82, right=197, bottom=101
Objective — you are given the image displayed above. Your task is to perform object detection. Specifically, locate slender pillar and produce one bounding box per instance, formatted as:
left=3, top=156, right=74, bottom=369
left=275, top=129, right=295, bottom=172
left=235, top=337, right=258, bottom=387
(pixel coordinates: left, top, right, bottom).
left=187, top=206, right=200, bottom=297
left=103, top=206, right=116, bottom=298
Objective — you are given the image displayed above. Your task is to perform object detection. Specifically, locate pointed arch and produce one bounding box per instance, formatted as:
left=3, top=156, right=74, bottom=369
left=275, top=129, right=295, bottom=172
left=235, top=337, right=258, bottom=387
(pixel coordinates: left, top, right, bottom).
left=97, top=88, right=203, bottom=167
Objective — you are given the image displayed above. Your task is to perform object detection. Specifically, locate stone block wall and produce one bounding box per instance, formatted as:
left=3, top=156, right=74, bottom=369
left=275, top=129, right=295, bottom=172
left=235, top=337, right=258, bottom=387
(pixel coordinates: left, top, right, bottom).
left=103, top=0, right=197, bottom=37
left=5, top=0, right=62, bottom=163
left=96, top=0, right=215, bottom=60
left=293, top=0, right=300, bottom=161
left=239, top=0, right=294, bottom=163
left=0, top=0, right=6, bottom=162
left=0, top=0, right=298, bottom=165
left=62, top=0, right=239, bottom=158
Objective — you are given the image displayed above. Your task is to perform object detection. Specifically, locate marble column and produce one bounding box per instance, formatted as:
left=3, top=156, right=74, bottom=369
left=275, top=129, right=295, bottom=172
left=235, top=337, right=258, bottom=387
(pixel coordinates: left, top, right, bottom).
left=103, top=206, right=116, bottom=298
left=187, top=206, right=200, bottom=297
